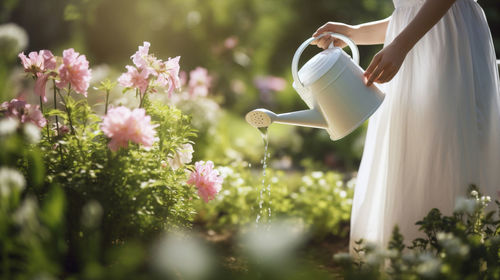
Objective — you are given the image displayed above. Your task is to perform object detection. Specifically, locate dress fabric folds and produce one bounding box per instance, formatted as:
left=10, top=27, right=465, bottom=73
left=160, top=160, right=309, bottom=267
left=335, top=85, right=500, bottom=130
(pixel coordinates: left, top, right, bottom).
left=350, top=0, right=500, bottom=254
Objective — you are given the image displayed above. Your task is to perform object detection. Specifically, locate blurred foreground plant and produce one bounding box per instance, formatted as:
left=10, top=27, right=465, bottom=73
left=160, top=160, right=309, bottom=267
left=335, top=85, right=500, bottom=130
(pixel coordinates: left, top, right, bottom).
left=334, top=185, right=500, bottom=280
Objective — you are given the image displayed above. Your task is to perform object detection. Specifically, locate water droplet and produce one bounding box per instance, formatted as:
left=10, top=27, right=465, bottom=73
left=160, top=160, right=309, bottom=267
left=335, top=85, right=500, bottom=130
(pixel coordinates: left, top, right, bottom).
left=255, top=127, right=272, bottom=224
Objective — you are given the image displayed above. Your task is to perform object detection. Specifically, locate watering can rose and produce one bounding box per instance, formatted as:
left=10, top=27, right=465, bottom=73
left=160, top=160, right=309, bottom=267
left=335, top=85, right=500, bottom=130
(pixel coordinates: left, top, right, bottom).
left=187, top=161, right=223, bottom=202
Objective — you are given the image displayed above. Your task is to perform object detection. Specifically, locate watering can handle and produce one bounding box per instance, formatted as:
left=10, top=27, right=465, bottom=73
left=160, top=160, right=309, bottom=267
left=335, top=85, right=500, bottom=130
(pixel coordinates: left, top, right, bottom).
left=292, top=32, right=360, bottom=89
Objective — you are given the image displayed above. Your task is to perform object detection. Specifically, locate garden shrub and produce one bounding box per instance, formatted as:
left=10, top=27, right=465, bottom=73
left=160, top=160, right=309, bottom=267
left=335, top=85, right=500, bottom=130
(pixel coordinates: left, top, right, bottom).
left=195, top=161, right=354, bottom=238
left=334, top=186, right=500, bottom=280
left=9, top=43, right=202, bottom=249
left=40, top=98, right=197, bottom=244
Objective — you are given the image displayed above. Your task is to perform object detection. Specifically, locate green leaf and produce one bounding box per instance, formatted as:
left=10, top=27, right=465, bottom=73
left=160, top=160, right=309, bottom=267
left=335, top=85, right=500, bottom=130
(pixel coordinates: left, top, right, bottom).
left=26, top=149, right=45, bottom=188
left=40, top=185, right=66, bottom=229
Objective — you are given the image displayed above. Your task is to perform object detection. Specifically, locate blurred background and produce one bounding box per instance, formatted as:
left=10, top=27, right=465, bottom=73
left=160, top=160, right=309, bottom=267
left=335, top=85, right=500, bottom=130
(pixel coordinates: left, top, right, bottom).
left=2, top=0, right=498, bottom=172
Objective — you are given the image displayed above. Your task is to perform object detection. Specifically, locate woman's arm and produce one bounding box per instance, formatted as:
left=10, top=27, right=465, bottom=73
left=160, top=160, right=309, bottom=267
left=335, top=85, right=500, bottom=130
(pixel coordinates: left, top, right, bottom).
left=364, top=0, right=457, bottom=86
left=311, top=17, right=391, bottom=49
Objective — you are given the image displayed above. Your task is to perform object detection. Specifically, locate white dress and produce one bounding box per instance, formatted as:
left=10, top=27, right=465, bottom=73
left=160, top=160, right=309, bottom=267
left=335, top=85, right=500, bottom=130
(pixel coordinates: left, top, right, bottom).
left=350, top=0, right=500, bottom=254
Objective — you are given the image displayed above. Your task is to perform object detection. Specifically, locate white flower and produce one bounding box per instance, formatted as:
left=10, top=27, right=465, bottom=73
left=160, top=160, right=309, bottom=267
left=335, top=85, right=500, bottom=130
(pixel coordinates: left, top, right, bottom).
left=318, top=179, right=327, bottom=186
left=346, top=178, right=356, bottom=189
left=235, top=178, right=245, bottom=186
left=437, top=232, right=469, bottom=257
left=23, top=123, right=41, bottom=144
left=470, top=190, right=479, bottom=198
left=0, top=167, right=26, bottom=197
left=168, top=143, right=194, bottom=170
left=454, top=197, right=477, bottom=215
left=480, top=195, right=491, bottom=207
left=81, top=200, right=103, bottom=228
left=152, top=232, right=213, bottom=279
left=481, top=196, right=491, bottom=203
left=301, top=176, right=313, bottom=186
left=416, top=252, right=442, bottom=278
left=311, top=171, right=323, bottom=179
left=339, top=190, right=347, bottom=198
left=13, top=196, right=38, bottom=227
left=0, top=23, right=28, bottom=57
left=217, top=166, right=234, bottom=179
left=0, top=118, right=19, bottom=136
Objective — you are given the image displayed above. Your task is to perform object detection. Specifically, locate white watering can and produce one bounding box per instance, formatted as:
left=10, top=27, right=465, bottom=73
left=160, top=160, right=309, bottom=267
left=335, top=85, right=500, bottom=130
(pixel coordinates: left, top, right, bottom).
left=245, top=32, right=385, bottom=140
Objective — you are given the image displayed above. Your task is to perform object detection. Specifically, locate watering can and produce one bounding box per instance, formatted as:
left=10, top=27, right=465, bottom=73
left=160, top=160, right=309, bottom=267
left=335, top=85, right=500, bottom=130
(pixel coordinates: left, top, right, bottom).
left=245, top=32, right=385, bottom=140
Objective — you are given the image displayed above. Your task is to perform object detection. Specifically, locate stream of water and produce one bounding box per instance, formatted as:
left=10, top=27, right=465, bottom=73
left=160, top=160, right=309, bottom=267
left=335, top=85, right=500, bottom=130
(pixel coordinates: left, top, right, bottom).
left=256, top=127, right=271, bottom=224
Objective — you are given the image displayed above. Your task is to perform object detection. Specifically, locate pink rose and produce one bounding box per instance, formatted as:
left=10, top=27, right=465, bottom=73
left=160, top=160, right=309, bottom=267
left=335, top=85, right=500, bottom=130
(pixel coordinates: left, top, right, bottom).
left=56, top=48, right=92, bottom=97
left=100, top=106, right=158, bottom=151
left=187, top=161, right=223, bottom=202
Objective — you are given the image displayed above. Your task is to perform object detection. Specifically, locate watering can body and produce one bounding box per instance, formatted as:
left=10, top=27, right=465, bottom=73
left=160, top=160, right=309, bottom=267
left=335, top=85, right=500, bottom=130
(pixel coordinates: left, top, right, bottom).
left=246, top=32, right=385, bottom=141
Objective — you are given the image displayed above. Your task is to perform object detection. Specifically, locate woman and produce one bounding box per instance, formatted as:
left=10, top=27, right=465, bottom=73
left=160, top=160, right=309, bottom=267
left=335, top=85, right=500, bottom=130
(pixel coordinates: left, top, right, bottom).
left=312, top=0, right=500, bottom=254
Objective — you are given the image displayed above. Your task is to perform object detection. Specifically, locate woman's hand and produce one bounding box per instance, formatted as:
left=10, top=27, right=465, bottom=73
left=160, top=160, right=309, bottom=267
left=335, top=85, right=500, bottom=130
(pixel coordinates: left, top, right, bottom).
left=311, top=22, right=356, bottom=49
left=364, top=40, right=409, bottom=86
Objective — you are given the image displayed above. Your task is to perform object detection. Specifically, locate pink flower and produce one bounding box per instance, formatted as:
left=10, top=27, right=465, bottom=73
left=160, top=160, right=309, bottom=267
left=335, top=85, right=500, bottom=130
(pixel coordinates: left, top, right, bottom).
left=179, top=71, right=188, bottom=87
left=56, top=48, right=92, bottom=97
left=131, top=41, right=151, bottom=70
left=1, top=99, right=46, bottom=128
left=118, top=65, right=150, bottom=94
left=100, top=106, right=158, bottom=151
left=18, top=50, right=56, bottom=74
left=188, top=67, right=212, bottom=97
left=18, top=50, right=56, bottom=102
left=167, top=56, right=182, bottom=89
left=224, top=36, right=238, bottom=50
left=52, top=122, right=70, bottom=136
left=157, top=56, right=181, bottom=97
left=34, top=73, right=50, bottom=102
left=254, top=75, right=287, bottom=94
left=186, top=161, right=223, bottom=202
left=168, top=143, right=194, bottom=170
left=121, top=42, right=182, bottom=98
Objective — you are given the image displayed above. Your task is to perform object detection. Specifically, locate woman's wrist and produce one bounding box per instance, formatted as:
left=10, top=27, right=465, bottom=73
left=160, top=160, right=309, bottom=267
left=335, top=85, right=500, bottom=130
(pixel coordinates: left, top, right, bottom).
left=392, top=34, right=414, bottom=54
left=343, top=24, right=360, bottom=43
left=351, top=18, right=391, bottom=45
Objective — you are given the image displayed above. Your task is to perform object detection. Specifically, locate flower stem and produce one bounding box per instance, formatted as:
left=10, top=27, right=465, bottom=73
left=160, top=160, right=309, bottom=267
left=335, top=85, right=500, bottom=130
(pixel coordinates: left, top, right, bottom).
left=52, top=81, right=64, bottom=162
left=61, top=84, right=84, bottom=157
left=53, top=80, right=60, bottom=137
left=66, top=84, right=75, bottom=135
left=138, top=86, right=149, bottom=108
left=40, top=96, right=50, bottom=139
left=104, top=89, right=110, bottom=115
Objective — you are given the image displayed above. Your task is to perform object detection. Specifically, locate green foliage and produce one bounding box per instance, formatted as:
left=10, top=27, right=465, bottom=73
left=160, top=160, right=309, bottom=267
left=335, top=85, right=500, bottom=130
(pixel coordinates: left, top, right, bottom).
left=196, top=161, right=354, bottom=238
left=40, top=95, right=197, bottom=245
left=334, top=186, right=500, bottom=280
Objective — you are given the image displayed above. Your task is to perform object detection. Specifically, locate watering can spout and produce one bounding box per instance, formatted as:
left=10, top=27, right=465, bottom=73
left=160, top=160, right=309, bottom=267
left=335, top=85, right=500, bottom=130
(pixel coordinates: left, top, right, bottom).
left=245, top=108, right=328, bottom=129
